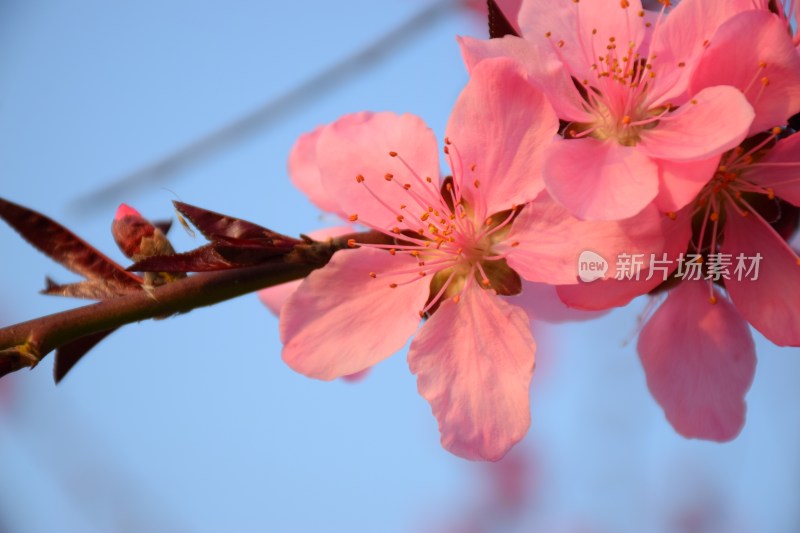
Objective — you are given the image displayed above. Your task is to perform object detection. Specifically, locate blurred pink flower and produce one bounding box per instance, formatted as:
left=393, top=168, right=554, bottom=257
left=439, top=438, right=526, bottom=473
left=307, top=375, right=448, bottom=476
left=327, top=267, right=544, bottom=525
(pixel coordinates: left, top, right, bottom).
left=459, top=0, right=756, bottom=220
left=278, top=58, right=667, bottom=460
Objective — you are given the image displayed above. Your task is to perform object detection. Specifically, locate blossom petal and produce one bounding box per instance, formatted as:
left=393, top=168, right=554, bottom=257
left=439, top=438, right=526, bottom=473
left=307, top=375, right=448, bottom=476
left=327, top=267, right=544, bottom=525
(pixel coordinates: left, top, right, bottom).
left=408, top=286, right=535, bottom=461
left=316, top=112, right=441, bottom=228
left=744, top=133, right=800, bottom=207
left=281, top=247, right=429, bottom=380
left=500, top=192, right=672, bottom=284
left=259, top=226, right=354, bottom=315
left=638, top=281, right=756, bottom=441
left=649, top=0, right=754, bottom=104
left=543, top=138, right=659, bottom=220
left=721, top=208, right=800, bottom=346
left=457, top=36, right=593, bottom=123
left=556, top=208, right=693, bottom=309
left=446, top=57, right=559, bottom=218
left=288, top=125, right=346, bottom=216
left=259, top=280, right=300, bottom=317
left=654, top=156, right=721, bottom=213
left=690, top=11, right=800, bottom=135
left=507, top=281, right=607, bottom=323
left=637, top=86, right=754, bottom=162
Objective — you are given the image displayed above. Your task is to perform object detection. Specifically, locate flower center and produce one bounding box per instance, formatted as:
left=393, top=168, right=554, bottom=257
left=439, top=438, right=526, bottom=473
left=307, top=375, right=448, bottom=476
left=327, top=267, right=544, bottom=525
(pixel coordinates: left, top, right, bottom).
left=548, top=1, right=682, bottom=146
left=345, top=142, right=522, bottom=317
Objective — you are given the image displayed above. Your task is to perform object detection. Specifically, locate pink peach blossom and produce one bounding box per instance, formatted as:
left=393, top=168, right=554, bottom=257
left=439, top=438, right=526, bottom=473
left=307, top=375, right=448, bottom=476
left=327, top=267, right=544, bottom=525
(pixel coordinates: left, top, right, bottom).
left=278, top=58, right=668, bottom=460
left=458, top=0, right=756, bottom=220
left=560, top=128, right=800, bottom=440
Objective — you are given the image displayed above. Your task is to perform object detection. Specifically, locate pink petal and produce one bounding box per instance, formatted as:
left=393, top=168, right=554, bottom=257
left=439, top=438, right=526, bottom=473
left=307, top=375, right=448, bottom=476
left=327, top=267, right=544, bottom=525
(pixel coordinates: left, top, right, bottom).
left=648, top=0, right=755, bottom=104
left=288, top=125, right=346, bottom=216
left=721, top=208, right=800, bottom=346
left=446, top=57, right=558, bottom=218
left=744, top=133, right=800, bottom=207
left=501, top=192, right=672, bottom=284
left=543, top=138, right=659, bottom=220
left=637, top=86, right=754, bottom=162
left=654, top=155, right=721, bottom=212
left=281, top=247, right=429, bottom=380
left=259, top=226, right=354, bottom=316
left=556, top=207, right=693, bottom=309
left=408, top=286, right=535, bottom=461
left=341, top=369, right=370, bottom=383
left=507, top=281, right=607, bottom=323
left=638, top=280, right=756, bottom=441
left=315, top=112, right=441, bottom=228
left=690, top=11, right=800, bottom=135
left=457, top=36, right=592, bottom=123
left=259, top=280, right=301, bottom=316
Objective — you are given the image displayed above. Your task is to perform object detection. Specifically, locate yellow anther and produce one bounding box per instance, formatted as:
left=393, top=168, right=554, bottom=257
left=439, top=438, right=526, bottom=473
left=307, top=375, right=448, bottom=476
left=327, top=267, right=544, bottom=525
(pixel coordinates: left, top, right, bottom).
left=710, top=212, right=719, bottom=221
left=761, top=77, right=770, bottom=86
left=411, top=250, right=420, bottom=257
left=396, top=215, right=404, bottom=222
left=771, top=127, right=782, bottom=136
left=369, top=272, right=377, bottom=278
left=709, top=295, right=717, bottom=304
left=425, top=176, right=432, bottom=183
left=511, top=241, right=520, bottom=247
left=690, top=99, right=698, bottom=104
left=419, top=271, right=427, bottom=277
left=557, top=40, right=565, bottom=48
left=389, top=151, right=398, bottom=157
left=481, top=278, right=491, bottom=286
left=767, top=187, right=776, bottom=199
left=403, top=184, right=411, bottom=190
left=759, top=61, right=767, bottom=68
left=620, top=0, right=629, bottom=7
left=545, top=31, right=551, bottom=38
left=666, top=211, right=677, bottom=220
left=389, top=283, right=398, bottom=288
left=356, top=174, right=365, bottom=183
left=622, top=115, right=632, bottom=125
left=421, top=213, right=430, bottom=221
left=384, top=173, right=393, bottom=181
left=391, top=227, right=401, bottom=234
left=389, top=249, right=396, bottom=255
left=452, top=295, right=461, bottom=304
left=348, top=214, right=358, bottom=222
left=347, top=239, right=357, bottom=248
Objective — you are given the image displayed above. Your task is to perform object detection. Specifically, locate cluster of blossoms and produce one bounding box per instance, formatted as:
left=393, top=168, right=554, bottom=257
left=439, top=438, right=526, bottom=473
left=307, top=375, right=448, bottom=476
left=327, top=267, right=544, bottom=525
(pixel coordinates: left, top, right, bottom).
left=263, top=0, right=800, bottom=459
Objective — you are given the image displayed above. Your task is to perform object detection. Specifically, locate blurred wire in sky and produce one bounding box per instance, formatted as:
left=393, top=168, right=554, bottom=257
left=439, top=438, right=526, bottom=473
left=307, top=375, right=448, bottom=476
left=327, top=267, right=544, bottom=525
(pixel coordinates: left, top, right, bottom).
left=68, top=0, right=459, bottom=215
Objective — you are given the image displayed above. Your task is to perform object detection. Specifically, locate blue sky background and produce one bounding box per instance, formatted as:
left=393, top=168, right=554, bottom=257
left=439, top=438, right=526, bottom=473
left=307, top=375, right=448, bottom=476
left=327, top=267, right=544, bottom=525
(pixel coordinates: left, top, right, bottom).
left=1, top=1, right=800, bottom=532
